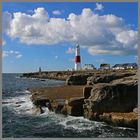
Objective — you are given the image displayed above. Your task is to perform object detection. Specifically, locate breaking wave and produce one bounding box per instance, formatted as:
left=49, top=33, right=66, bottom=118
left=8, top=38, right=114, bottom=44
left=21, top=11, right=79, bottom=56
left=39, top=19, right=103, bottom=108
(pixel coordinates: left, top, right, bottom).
left=2, top=90, right=34, bottom=115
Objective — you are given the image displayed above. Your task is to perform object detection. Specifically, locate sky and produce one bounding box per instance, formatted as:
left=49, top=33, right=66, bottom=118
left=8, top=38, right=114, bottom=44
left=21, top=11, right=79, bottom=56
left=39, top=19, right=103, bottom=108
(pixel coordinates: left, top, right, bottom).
left=2, top=2, right=138, bottom=73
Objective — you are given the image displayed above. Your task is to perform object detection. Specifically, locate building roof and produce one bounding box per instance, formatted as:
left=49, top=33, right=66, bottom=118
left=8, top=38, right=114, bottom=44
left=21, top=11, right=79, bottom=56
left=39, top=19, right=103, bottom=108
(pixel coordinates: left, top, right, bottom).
left=113, top=63, right=137, bottom=68
left=100, top=63, right=110, bottom=67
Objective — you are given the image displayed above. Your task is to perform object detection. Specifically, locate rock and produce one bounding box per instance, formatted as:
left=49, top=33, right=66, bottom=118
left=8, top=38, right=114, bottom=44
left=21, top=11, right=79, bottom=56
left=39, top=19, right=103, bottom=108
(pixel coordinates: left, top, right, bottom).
left=61, top=100, right=72, bottom=115
left=51, top=100, right=59, bottom=111
left=46, top=102, right=53, bottom=111
left=29, top=86, right=84, bottom=115
left=32, top=106, right=44, bottom=115
left=68, top=97, right=85, bottom=116
left=33, top=98, right=50, bottom=107
left=61, top=104, right=72, bottom=115
left=84, top=80, right=137, bottom=115
left=29, top=86, right=84, bottom=100
left=83, top=106, right=94, bottom=120
left=15, top=101, right=25, bottom=104
left=2, top=101, right=12, bottom=104
left=66, top=74, right=91, bottom=85
left=55, top=104, right=64, bottom=113
left=133, top=107, right=138, bottom=114
left=51, top=99, right=66, bottom=113
left=70, top=106, right=84, bottom=116
left=87, top=73, right=135, bottom=85
left=55, top=97, right=85, bottom=116
left=83, top=86, right=93, bottom=99
left=68, top=97, right=85, bottom=106
left=15, top=105, right=21, bottom=107
left=99, top=112, right=138, bottom=130
left=111, top=74, right=137, bottom=84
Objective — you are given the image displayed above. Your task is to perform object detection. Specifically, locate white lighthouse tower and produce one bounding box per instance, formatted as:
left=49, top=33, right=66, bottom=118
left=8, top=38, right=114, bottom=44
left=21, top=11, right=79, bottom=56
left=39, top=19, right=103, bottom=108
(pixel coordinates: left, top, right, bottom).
left=75, top=44, right=81, bottom=71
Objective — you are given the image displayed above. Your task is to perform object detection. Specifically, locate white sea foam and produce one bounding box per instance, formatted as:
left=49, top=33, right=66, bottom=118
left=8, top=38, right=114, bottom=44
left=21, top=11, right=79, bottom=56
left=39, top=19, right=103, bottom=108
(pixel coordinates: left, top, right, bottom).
left=15, top=76, right=20, bottom=79
left=19, top=77, right=37, bottom=80
left=40, top=107, right=50, bottom=116
left=59, top=115, right=105, bottom=131
left=112, top=126, right=135, bottom=131
left=2, top=91, right=34, bottom=115
left=15, top=90, right=31, bottom=94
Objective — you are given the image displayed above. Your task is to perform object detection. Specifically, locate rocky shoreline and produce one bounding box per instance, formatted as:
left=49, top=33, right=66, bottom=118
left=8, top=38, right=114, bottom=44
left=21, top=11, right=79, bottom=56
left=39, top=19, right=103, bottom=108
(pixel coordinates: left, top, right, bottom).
left=24, top=70, right=138, bottom=130
left=21, top=69, right=135, bottom=81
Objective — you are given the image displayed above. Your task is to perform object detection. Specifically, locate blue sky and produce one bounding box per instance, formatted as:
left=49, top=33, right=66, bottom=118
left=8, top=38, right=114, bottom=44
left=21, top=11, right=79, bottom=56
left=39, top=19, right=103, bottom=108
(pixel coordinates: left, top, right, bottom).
left=2, top=2, right=138, bottom=73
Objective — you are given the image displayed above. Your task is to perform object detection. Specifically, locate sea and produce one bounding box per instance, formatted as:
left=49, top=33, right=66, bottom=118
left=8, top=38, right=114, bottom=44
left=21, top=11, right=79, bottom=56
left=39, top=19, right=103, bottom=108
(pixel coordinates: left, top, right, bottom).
left=2, top=73, right=137, bottom=138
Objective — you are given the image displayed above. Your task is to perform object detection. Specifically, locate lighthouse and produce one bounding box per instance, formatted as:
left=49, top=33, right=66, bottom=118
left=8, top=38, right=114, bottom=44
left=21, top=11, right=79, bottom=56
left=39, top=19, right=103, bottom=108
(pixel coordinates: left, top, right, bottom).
left=75, top=44, right=81, bottom=71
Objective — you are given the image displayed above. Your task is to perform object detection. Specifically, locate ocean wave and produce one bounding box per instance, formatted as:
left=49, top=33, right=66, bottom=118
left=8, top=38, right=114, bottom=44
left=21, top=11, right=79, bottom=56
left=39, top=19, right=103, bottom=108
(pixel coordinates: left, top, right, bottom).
left=2, top=90, right=33, bottom=115
left=15, top=90, right=31, bottom=94
left=19, top=77, right=41, bottom=80
left=59, top=115, right=105, bottom=132
left=111, top=125, right=136, bottom=131
left=40, top=107, right=50, bottom=116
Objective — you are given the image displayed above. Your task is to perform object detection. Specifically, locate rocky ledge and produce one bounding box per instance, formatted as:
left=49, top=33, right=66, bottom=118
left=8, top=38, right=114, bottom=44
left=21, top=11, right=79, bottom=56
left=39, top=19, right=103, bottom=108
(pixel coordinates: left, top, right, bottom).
left=27, top=70, right=138, bottom=130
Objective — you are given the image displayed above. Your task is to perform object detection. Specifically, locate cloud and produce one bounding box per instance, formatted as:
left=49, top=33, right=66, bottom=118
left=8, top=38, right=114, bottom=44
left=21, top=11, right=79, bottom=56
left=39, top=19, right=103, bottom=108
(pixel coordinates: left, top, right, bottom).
left=16, top=54, right=22, bottom=58
left=3, top=50, right=22, bottom=59
left=66, top=47, right=75, bottom=54
left=94, top=3, right=104, bottom=11
left=3, top=7, right=138, bottom=56
left=2, top=12, right=12, bottom=34
left=52, top=10, right=62, bottom=15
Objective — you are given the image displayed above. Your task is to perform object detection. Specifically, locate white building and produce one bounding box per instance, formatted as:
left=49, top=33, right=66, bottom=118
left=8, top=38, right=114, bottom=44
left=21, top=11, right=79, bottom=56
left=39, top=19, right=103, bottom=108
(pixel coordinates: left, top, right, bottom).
left=124, top=63, right=138, bottom=69
left=112, top=63, right=138, bottom=70
left=112, top=64, right=125, bottom=70
left=100, top=64, right=110, bottom=70
left=83, top=64, right=96, bottom=70
left=39, top=67, right=42, bottom=75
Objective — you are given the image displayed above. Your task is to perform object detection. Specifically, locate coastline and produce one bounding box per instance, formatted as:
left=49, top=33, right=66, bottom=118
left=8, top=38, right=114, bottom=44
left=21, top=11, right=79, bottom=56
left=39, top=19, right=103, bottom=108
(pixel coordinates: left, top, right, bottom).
left=23, top=69, right=138, bottom=130
left=21, top=69, right=136, bottom=81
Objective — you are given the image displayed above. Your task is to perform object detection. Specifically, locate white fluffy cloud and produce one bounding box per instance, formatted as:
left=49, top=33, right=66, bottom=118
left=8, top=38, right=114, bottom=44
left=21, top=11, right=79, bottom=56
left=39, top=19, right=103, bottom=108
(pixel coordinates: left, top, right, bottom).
left=3, top=50, right=22, bottom=59
left=3, top=7, right=138, bottom=56
left=94, top=3, right=104, bottom=11
left=52, top=10, right=62, bottom=15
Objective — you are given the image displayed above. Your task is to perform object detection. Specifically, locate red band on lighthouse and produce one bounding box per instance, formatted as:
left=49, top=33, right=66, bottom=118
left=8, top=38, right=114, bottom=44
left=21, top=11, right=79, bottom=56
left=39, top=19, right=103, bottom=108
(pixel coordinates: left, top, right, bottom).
left=75, top=56, right=81, bottom=63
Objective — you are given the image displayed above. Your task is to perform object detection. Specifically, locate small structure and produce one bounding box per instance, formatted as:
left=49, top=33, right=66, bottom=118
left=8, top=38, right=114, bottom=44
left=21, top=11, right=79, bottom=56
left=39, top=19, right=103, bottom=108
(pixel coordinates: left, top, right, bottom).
left=39, top=67, right=42, bottom=75
left=112, top=63, right=138, bottom=70
left=112, top=64, right=125, bottom=70
left=123, top=63, right=138, bottom=69
left=83, top=64, right=96, bottom=70
left=100, top=63, right=110, bottom=70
